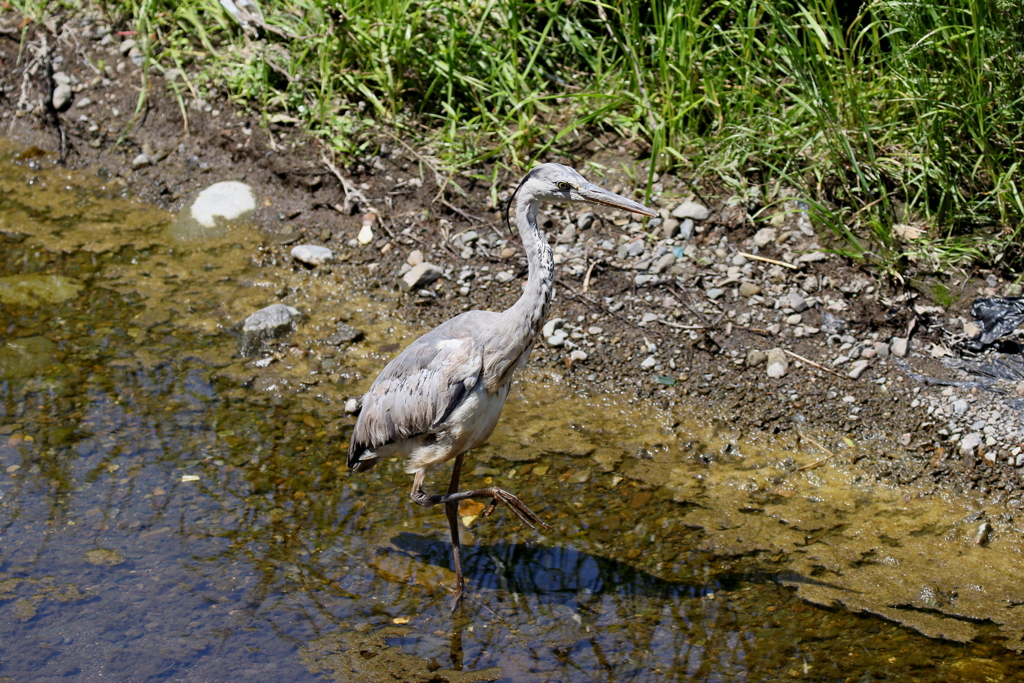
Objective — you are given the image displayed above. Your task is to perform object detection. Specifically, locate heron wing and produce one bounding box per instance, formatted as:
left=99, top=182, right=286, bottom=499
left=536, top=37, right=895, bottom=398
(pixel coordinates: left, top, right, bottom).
left=347, top=332, right=482, bottom=467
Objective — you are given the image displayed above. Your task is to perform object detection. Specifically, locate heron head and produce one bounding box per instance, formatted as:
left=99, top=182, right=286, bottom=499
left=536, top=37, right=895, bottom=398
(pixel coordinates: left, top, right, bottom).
left=505, top=163, right=657, bottom=234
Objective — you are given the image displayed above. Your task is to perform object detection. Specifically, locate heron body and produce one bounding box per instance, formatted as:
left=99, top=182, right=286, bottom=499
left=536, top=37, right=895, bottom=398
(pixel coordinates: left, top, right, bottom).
left=348, top=163, right=656, bottom=608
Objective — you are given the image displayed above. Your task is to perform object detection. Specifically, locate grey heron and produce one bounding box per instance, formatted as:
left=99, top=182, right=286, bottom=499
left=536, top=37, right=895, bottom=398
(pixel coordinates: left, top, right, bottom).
left=348, top=163, right=656, bottom=608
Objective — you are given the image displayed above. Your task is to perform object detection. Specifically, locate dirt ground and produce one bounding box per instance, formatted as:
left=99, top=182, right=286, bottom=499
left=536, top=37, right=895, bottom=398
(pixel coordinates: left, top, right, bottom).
left=4, top=12, right=1024, bottom=509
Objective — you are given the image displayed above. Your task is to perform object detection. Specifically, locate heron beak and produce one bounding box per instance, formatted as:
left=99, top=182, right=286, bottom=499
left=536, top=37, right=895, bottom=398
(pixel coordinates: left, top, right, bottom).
left=576, top=183, right=658, bottom=218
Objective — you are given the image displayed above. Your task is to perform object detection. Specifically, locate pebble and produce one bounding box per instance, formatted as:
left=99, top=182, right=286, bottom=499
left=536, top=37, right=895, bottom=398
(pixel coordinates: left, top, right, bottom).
left=132, top=153, right=150, bottom=169
left=620, top=240, right=645, bottom=258
left=706, top=288, right=724, bottom=300
left=327, top=322, right=364, bottom=345
left=785, top=313, right=802, bottom=325
left=891, top=337, right=909, bottom=357
left=661, top=217, right=680, bottom=239
left=739, top=282, right=761, bottom=297
left=52, top=83, right=73, bottom=111
left=848, top=359, right=870, bottom=379
left=190, top=181, right=255, bottom=228
left=291, top=244, right=334, bottom=266
left=500, top=247, right=516, bottom=259
left=678, top=218, right=694, bottom=241
left=577, top=212, right=596, bottom=231
left=959, top=432, right=983, bottom=458
left=874, top=342, right=890, bottom=357
left=651, top=253, right=677, bottom=274
left=542, top=319, right=566, bottom=338
left=75, top=96, right=92, bottom=109
left=963, top=321, right=981, bottom=339
left=495, top=271, right=514, bottom=283
left=953, top=399, right=969, bottom=415
left=570, top=350, right=588, bottom=362
left=401, top=262, right=443, bottom=291
left=357, top=222, right=374, bottom=245
left=765, top=348, right=788, bottom=378
left=640, top=312, right=659, bottom=324
left=746, top=349, right=767, bottom=366
left=787, top=292, right=808, bottom=312
left=587, top=326, right=603, bottom=335
left=240, top=303, right=301, bottom=355
left=670, top=201, right=709, bottom=221
left=546, top=335, right=566, bottom=348
left=640, top=356, right=658, bottom=369
left=344, top=397, right=361, bottom=414
left=753, top=227, right=777, bottom=247
left=407, top=249, right=424, bottom=266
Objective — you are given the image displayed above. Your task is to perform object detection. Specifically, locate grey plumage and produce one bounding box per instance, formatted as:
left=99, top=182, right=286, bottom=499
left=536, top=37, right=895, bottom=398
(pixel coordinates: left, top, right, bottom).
left=347, top=163, right=656, bottom=609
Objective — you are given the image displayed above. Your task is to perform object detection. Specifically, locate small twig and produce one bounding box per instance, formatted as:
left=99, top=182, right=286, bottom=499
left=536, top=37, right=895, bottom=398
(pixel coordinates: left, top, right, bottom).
left=655, top=319, right=706, bottom=330
left=796, top=431, right=838, bottom=471
left=438, top=198, right=483, bottom=223
left=322, top=153, right=369, bottom=214
left=782, top=349, right=851, bottom=381
left=738, top=251, right=799, bottom=270
left=582, top=261, right=597, bottom=293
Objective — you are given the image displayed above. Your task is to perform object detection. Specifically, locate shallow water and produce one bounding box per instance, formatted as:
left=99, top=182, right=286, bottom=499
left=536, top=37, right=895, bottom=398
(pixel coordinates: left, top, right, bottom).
left=1, top=140, right=1021, bottom=682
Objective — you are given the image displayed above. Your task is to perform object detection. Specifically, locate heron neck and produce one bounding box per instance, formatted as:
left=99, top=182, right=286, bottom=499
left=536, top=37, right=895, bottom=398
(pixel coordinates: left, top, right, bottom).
left=507, top=192, right=555, bottom=338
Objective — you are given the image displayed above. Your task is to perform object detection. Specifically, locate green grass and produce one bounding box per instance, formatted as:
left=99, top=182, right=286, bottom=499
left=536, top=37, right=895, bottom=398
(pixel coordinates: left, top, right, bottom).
left=7, top=0, right=1024, bottom=274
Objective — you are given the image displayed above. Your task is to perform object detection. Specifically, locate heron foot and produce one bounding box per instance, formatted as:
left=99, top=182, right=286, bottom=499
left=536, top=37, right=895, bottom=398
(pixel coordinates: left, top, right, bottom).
left=479, top=487, right=550, bottom=530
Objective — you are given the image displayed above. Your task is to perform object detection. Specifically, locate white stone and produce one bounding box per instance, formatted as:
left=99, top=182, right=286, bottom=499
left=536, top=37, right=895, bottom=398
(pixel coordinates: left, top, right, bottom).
left=52, top=83, right=73, bottom=111
left=291, top=244, right=334, bottom=266
left=848, top=359, right=870, bottom=379
left=407, top=249, right=424, bottom=266
left=959, top=432, right=983, bottom=458
left=357, top=222, right=374, bottom=245
left=670, top=201, right=709, bottom=221
left=891, top=337, right=909, bottom=357
left=190, top=181, right=256, bottom=227
left=753, top=227, right=777, bottom=247
left=495, top=271, right=514, bottom=283
left=766, top=361, right=787, bottom=378
left=570, top=350, right=588, bottom=362
left=640, top=312, right=659, bottom=324
left=546, top=335, right=566, bottom=348
left=131, top=153, right=150, bottom=169
left=640, top=355, right=658, bottom=369
left=542, top=318, right=566, bottom=338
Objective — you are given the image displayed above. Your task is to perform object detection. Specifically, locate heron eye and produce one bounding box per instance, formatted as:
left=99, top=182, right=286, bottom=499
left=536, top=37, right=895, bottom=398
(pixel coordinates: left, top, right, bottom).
left=556, top=181, right=570, bottom=191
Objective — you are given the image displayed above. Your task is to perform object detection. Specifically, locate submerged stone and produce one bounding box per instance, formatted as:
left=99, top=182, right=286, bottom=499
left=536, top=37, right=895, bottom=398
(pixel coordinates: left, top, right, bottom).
left=0, top=274, right=81, bottom=306
left=0, top=336, right=58, bottom=379
left=240, top=303, right=301, bottom=355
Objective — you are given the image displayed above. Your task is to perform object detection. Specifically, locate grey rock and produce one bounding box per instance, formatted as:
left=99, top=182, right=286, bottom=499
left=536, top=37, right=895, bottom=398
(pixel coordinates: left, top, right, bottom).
left=495, top=270, right=515, bottom=283
left=291, top=244, right=334, bottom=266
left=891, top=337, right=909, bottom=357
left=131, top=154, right=150, bottom=170
left=746, top=349, right=767, bottom=366
left=241, top=303, right=301, bottom=355
left=327, top=322, right=364, bottom=345
left=75, top=96, right=92, bottom=109
left=53, top=71, right=71, bottom=86
left=677, top=218, right=694, bottom=241
left=401, top=262, right=443, bottom=291
left=651, top=253, right=677, bottom=274
left=787, top=292, right=808, bottom=312
left=786, top=313, right=803, bottom=325
left=953, top=399, right=969, bottom=415
left=801, top=275, right=818, bottom=292
left=119, top=38, right=136, bottom=54
left=623, top=240, right=645, bottom=258
left=640, top=312, right=659, bottom=324
left=706, top=288, right=725, bottom=300
left=798, top=251, right=828, bottom=263
left=848, top=359, right=870, bottom=379
left=459, top=230, right=479, bottom=244
left=640, top=355, right=658, bottom=369
left=874, top=342, right=890, bottom=357
left=671, top=201, right=709, bottom=221
left=52, top=83, right=73, bottom=111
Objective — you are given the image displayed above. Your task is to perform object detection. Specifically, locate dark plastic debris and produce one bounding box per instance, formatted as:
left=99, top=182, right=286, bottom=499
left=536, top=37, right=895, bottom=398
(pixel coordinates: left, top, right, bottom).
left=971, top=297, right=1024, bottom=345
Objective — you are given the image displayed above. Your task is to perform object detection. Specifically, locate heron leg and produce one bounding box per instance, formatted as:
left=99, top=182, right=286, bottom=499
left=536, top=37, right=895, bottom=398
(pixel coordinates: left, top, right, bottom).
left=444, top=451, right=466, bottom=612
